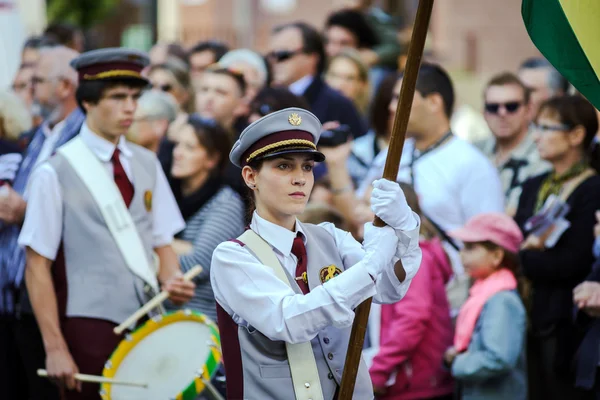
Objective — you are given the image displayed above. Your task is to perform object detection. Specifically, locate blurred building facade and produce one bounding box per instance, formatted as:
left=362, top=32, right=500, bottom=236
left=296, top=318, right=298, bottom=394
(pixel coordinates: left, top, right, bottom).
left=10, top=0, right=542, bottom=110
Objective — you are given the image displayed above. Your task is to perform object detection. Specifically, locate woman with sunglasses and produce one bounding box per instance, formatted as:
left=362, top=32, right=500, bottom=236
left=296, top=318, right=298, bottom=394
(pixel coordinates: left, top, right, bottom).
left=210, top=107, right=422, bottom=399
left=514, top=95, right=600, bottom=400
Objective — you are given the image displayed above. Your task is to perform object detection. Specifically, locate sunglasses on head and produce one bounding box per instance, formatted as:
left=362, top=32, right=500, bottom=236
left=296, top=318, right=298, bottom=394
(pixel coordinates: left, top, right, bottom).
left=267, top=49, right=305, bottom=63
left=484, top=101, right=522, bottom=114
left=206, top=63, right=245, bottom=78
left=152, top=83, right=173, bottom=92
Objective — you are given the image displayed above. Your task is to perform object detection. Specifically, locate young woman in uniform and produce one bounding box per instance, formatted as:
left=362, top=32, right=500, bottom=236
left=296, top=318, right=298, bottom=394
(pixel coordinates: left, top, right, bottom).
left=210, top=107, right=422, bottom=400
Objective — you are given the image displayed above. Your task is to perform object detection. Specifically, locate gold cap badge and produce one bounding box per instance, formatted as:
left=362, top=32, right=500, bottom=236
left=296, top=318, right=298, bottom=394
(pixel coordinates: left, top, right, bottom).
left=288, top=112, right=302, bottom=126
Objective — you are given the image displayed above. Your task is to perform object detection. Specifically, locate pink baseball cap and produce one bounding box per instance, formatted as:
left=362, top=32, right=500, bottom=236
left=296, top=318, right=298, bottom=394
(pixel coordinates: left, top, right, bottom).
left=449, top=212, right=524, bottom=253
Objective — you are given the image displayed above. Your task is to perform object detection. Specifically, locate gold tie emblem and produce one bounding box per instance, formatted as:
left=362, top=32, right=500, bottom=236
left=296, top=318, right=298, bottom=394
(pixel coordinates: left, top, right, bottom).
left=295, top=271, right=308, bottom=283
left=288, top=112, right=302, bottom=126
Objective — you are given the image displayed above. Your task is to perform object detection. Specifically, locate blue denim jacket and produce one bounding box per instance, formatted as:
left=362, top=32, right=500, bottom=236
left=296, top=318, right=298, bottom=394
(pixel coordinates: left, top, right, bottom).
left=452, top=290, right=528, bottom=400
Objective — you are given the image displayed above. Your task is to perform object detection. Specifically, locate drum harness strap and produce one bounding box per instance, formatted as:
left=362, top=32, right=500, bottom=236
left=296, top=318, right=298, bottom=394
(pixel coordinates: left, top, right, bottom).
left=58, top=137, right=159, bottom=293
left=238, top=230, right=325, bottom=400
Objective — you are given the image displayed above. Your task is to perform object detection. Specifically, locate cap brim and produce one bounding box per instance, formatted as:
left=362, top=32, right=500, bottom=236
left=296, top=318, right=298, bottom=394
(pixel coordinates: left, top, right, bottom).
left=98, top=76, right=149, bottom=85
left=448, top=227, right=489, bottom=244
left=259, top=148, right=325, bottom=163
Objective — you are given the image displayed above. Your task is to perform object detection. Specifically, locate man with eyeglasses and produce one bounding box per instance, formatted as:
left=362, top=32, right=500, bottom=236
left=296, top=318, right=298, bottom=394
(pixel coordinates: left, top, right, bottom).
left=0, top=45, right=84, bottom=400
left=267, top=21, right=367, bottom=140
left=11, top=63, right=36, bottom=124
left=478, top=72, right=550, bottom=216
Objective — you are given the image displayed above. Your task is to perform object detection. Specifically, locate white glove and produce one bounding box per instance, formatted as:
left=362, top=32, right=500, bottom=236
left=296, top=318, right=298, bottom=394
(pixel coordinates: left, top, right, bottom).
left=370, top=179, right=416, bottom=231
left=362, top=222, right=399, bottom=277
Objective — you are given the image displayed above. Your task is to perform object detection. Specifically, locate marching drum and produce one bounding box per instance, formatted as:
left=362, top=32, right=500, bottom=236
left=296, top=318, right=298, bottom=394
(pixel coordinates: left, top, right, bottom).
left=100, top=309, right=222, bottom=400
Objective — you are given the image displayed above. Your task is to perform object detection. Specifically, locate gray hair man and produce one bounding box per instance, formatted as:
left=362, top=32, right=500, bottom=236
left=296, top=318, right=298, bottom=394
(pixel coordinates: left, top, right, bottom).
left=518, top=57, right=569, bottom=120
left=128, top=90, right=178, bottom=154
left=0, top=45, right=80, bottom=227
left=0, top=45, right=82, bottom=400
left=219, top=48, right=268, bottom=102
left=32, top=46, right=79, bottom=126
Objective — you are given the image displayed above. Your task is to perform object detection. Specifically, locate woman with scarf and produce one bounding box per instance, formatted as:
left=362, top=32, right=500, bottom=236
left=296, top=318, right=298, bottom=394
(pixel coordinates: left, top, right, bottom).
left=168, top=114, right=245, bottom=322
left=514, top=95, right=600, bottom=400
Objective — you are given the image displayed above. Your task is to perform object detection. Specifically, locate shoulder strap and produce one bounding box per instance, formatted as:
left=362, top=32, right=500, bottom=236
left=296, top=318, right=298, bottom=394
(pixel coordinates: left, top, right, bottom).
left=237, top=230, right=324, bottom=400
left=58, top=137, right=159, bottom=292
left=559, top=168, right=596, bottom=202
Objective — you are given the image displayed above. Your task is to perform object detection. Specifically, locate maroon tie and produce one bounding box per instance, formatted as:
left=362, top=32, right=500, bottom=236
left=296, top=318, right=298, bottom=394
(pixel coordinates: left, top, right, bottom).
left=291, top=233, right=309, bottom=294
left=111, top=148, right=134, bottom=207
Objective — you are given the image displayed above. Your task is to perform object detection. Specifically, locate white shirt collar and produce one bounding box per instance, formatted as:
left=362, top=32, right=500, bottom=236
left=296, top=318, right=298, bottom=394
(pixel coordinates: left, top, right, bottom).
left=250, top=210, right=306, bottom=256
left=79, top=121, right=133, bottom=162
left=288, top=75, right=314, bottom=96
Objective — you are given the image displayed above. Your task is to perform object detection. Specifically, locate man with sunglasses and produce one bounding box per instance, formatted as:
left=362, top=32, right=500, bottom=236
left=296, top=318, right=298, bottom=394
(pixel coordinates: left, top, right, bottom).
left=267, top=22, right=367, bottom=140
left=478, top=72, right=550, bottom=216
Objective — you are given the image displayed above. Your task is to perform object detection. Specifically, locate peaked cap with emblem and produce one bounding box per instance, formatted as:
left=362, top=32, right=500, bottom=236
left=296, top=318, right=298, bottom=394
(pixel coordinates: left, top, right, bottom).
left=230, top=107, right=326, bottom=168
left=70, top=47, right=150, bottom=84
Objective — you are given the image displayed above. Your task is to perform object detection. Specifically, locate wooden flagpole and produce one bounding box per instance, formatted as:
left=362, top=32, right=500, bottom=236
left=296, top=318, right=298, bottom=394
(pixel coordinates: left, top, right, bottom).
left=337, top=1, right=435, bottom=397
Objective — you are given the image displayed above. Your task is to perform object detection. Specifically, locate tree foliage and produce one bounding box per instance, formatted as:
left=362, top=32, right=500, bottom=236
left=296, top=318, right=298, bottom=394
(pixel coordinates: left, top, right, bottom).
left=47, top=0, right=119, bottom=29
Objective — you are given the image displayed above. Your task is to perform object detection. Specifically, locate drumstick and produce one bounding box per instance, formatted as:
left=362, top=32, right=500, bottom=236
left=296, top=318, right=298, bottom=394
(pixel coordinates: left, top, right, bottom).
left=114, top=265, right=203, bottom=335
left=37, top=369, right=148, bottom=388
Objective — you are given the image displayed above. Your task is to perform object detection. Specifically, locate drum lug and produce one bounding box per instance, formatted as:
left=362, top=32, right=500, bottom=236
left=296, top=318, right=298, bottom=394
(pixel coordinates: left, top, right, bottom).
left=208, top=342, right=220, bottom=351
left=151, top=314, right=163, bottom=323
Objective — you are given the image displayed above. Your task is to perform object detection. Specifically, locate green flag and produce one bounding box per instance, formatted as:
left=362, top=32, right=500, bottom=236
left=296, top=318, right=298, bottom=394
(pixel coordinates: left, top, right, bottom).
left=522, top=0, right=600, bottom=109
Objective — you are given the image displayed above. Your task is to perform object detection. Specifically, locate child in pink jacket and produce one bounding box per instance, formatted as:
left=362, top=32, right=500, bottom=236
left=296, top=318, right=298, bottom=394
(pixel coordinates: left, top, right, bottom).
left=369, top=184, right=455, bottom=400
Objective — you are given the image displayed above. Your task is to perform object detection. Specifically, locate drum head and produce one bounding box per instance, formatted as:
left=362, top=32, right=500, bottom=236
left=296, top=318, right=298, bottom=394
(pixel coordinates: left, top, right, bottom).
left=101, top=310, right=221, bottom=400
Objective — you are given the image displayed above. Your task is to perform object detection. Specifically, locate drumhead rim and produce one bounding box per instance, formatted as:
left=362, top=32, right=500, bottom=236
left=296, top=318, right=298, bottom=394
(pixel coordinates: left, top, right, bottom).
left=100, top=310, right=221, bottom=400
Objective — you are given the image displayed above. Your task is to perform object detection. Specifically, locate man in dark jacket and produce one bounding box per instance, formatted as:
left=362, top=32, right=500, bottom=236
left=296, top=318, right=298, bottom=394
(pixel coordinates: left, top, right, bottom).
left=267, top=21, right=367, bottom=139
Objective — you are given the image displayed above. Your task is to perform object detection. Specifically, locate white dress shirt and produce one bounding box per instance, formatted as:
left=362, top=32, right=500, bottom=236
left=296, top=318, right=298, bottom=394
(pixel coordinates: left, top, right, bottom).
left=358, top=136, right=504, bottom=233
left=358, top=136, right=503, bottom=282
left=289, top=75, right=314, bottom=96
left=18, top=122, right=185, bottom=260
left=210, top=211, right=421, bottom=344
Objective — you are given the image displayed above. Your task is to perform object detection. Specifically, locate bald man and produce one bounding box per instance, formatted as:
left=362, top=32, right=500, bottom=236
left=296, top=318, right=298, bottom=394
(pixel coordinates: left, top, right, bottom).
left=0, top=45, right=86, bottom=400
